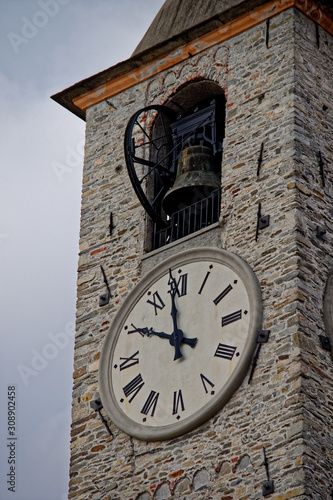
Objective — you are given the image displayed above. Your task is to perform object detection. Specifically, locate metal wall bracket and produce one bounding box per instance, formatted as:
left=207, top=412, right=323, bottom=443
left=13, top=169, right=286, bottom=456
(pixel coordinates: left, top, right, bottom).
left=109, top=212, right=115, bottom=237
left=259, top=215, right=270, bottom=230
left=262, top=447, right=275, bottom=496
left=316, top=226, right=327, bottom=241
left=256, top=203, right=270, bottom=241
left=263, top=480, right=275, bottom=496
left=266, top=18, right=270, bottom=49
left=105, top=99, right=117, bottom=110
left=99, top=265, right=112, bottom=306
left=99, top=293, right=110, bottom=306
left=248, top=330, right=270, bottom=383
left=319, top=335, right=331, bottom=352
left=90, top=398, right=113, bottom=437
left=257, top=142, right=264, bottom=177
left=257, top=330, right=270, bottom=343
left=316, top=22, right=320, bottom=49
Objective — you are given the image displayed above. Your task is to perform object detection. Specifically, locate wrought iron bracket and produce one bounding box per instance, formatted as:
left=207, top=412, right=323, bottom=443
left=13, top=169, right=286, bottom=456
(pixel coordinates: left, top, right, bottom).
left=263, top=480, right=275, bottom=496
left=248, top=330, right=270, bottom=383
left=319, top=335, right=331, bottom=352
left=316, top=22, right=320, bottom=49
left=257, top=330, right=270, bottom=343
left=105, top=99, right=117, bottom=110
left=257, top=142, right=264, bottom=177
left=90, top=398, right=113, bottom=438
left=262, top=447, right=275, bottom=496
left=256, top=203, right=270, bottom=241
left=99, top=265, right=112, bottom=307
left=266, top=18, right=270, bottom=49
left=170, top=100, right=223, bottom=167
left=99, top=294, right=110, bottom=307
left=316, top=226, right=327, bottom=241
left=109, top=212, right=115, bottom=237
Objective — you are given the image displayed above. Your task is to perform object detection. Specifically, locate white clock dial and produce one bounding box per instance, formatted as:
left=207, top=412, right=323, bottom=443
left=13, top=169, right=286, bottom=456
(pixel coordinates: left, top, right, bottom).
left=99, top=247, right=262, bottom=441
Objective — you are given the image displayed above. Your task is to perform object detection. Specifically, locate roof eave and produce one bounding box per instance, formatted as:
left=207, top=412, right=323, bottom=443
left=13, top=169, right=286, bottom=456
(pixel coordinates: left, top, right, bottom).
left=51, top=0, right=333, bottom=120
left=51, top=0, right=260, bottom=120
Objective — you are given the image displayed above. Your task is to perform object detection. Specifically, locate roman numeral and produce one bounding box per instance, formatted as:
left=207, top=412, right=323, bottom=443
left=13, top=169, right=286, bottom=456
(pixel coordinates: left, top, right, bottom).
left=147, top=291, right=165, bottom=315
left=172, top=389, right=185, bottom=415
left=222, top=309, right=242, bottom=326
left=214, top=343, right=237, bottom=361
left=176, top=273, right=188, bottom=297
left=198, top=271, right=210, bottom=294
left=123, top=373, right=144, bottom=402
left=200, top=374, right=215, bottom=394
left=141, top=391, right=159, bottom=417
left=168, top=270, right=188, bottom=297
left=119, top=351, right=139, bottom=371
left=213, top=284, right=233, bottom=305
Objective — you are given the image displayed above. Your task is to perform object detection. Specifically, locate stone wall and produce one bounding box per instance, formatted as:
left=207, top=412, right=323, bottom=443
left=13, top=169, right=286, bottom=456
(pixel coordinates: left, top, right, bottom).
left=68, top=7, right=333, bottom=500
left=293, top=8, right=333, bottom=498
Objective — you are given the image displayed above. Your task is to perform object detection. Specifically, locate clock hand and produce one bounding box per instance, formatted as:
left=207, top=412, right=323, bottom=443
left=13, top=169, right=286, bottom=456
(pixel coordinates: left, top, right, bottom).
left=128, top=324, right=197, bottom=348
left=128, top=324, right=150, bottom=337
left=168, top=273, right=182, bottom=360
left=129, top=324, right=176, bottom=343
left=168, top=269, right=198, bottom=361
left=128, top=324, right=170, bottom=339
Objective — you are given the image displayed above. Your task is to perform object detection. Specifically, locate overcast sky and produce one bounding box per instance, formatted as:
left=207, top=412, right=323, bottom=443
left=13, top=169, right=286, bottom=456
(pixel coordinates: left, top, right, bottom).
left=0, top=1, right=165, bottom=499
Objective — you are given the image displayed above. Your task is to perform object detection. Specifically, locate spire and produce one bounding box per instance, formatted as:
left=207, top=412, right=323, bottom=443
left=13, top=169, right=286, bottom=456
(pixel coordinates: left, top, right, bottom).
left=133, top=0, right=333, bottom=56
left=132, top=0, right=245, bottom=56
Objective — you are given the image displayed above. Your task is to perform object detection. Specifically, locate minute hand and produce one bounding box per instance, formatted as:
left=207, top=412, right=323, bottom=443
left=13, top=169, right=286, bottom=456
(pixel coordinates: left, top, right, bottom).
left=169, top=287, right=183, bottom=360
left=168, top=269, right=198, bottom=360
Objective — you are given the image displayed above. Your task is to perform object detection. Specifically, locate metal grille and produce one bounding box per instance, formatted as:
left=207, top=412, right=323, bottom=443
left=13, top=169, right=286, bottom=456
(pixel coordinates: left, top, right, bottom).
left=152, top=189, right=221, bottom=250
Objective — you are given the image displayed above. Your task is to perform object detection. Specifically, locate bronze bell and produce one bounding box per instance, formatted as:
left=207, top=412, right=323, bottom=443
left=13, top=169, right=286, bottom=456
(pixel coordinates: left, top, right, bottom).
left=162, top=144, right=221, bottom=215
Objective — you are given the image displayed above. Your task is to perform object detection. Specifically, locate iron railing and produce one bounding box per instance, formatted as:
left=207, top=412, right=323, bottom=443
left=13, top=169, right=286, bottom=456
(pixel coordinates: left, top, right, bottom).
left=152, top=188, right=221, bottom=250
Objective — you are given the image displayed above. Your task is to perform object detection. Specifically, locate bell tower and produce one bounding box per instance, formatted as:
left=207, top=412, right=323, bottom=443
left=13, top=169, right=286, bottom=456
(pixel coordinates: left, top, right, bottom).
left=52, top=1, right=333, bottom=498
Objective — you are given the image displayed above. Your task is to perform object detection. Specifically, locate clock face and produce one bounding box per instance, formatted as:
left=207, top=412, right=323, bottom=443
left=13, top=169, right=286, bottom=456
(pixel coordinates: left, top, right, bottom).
left=99, top=247, right=262, bottom=441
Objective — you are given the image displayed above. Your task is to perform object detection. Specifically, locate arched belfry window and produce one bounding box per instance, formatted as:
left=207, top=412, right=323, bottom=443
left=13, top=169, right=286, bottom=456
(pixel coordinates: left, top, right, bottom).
left=124, top=80, right=226, bottom=250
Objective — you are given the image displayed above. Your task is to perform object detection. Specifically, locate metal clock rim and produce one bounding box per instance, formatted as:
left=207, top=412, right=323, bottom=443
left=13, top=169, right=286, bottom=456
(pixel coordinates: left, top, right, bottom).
left=99, top=247, right=262, bottom=441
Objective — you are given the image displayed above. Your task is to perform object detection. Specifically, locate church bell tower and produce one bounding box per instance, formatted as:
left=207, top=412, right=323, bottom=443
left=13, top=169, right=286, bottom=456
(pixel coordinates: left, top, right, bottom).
left=52, top=1, right=333, bottom=498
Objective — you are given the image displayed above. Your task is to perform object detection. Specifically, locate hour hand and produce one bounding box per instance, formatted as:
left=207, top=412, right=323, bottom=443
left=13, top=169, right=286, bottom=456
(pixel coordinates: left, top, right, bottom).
left=128, top=324, right=197, bottom=349
left=146, top=328, right=172, bottom=341
left=127, top=324, right=150, bottom=337
left=128, top=324, right=171, bottom=340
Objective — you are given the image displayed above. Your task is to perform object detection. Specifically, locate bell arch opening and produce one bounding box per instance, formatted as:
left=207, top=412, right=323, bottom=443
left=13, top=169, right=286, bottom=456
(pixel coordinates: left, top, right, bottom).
left=165, top=79, right=226, bottom=117
left=147, top=80, right=226, bottom=251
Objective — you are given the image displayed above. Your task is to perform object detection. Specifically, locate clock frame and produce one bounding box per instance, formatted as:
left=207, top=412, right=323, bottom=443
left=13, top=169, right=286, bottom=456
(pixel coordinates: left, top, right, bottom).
left=99, top=247, right=262, bottom=441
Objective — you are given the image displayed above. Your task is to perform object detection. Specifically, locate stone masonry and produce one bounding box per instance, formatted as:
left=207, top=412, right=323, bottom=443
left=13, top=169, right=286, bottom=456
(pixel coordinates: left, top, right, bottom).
left=68, top=6, right=333, bottom=500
